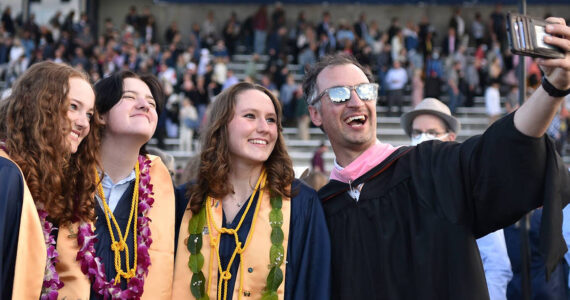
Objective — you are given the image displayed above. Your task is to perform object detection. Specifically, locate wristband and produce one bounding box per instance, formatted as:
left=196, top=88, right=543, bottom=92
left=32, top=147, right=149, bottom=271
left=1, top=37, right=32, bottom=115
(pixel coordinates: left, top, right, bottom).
left=542, top=77, right=570, bottom=98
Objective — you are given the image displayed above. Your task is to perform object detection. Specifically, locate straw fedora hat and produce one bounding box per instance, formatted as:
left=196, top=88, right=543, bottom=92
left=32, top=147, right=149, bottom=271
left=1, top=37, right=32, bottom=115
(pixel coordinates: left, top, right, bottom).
left=400, top=98, right=461, bottom=137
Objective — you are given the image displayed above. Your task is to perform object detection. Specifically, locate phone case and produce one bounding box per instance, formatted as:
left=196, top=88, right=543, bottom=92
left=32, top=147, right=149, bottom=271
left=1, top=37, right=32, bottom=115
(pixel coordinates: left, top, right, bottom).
left=506, top=12, right=565, bottom=59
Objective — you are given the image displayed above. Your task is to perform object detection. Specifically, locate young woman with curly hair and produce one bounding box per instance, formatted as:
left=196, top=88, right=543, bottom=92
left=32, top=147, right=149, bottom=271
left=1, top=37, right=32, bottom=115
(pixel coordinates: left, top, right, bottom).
left=172, top=82, right=331, bottom=300
left=56, top=70, right=176, bottom=299
left=0, top=61, right=100, bottom=299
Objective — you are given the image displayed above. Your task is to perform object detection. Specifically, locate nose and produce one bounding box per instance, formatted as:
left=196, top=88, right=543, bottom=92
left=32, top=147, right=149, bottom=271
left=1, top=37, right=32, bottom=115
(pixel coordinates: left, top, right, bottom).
left=256, top=118, right=271, bottom=133
left=76, top=113, right=90, bottom=128
left=137, top=97, right=151, bottom=111
left=346, top=89, right=365, bottom=107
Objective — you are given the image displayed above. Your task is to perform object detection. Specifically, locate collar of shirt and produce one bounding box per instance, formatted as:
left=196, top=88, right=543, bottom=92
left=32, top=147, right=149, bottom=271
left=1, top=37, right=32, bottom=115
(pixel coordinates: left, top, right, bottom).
left=96, top=170, right=136, bottom=213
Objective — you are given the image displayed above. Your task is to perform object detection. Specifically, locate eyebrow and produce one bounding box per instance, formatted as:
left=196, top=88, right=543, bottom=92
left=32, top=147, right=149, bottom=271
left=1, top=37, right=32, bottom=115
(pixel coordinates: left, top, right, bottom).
left=123, top=90, right=155, bottom=99
left=239, top=108, right=276, bottom=117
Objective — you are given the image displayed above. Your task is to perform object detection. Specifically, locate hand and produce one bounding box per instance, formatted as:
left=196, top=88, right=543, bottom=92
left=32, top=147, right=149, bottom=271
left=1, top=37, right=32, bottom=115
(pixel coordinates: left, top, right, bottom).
left=537, top=17, right=570, bottom=91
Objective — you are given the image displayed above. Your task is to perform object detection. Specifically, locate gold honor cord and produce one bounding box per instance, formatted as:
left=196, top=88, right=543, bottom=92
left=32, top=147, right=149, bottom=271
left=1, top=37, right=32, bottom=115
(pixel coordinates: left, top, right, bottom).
left=94, top=162, right=140, bottom=284
left=206, top=169, right=267, bottom=300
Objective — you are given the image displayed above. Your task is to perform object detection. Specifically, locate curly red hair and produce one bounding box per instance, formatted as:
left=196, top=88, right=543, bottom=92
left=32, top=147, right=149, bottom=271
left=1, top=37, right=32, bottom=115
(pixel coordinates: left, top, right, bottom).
left=0, top=61, right=100, bottom=224
left=187, top=82, right=295, bottom=214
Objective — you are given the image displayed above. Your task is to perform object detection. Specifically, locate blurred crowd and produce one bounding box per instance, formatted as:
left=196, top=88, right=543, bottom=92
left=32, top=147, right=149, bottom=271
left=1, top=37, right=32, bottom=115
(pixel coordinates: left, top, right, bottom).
left=0, top=3, right=569, bottom=154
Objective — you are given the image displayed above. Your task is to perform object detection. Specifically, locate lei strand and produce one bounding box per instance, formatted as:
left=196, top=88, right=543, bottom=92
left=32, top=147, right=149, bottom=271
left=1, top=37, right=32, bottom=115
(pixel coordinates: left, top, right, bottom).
left=38, top=209, right=64, bottom=300
left=76, top=155, right=154, bottom=299
left=187, top=170, right=286, bottom=300
left=0, top=144, right=64, bottom=299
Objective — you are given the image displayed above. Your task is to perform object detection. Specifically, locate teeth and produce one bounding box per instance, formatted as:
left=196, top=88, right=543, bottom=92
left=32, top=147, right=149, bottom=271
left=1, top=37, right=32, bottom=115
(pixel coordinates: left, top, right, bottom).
left=250, top=139, right=267, bottom=145
left=346, top=115, right=366, bottom=123
left=71, top=132, right=79, bottom=138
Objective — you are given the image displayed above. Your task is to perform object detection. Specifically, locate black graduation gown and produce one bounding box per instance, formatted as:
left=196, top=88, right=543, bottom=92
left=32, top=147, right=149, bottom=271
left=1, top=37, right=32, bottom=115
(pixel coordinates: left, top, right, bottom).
left=175, top=179, right=331, bottom=300
left=319, top=113, right=570, bottom=300
left=0, top=158, right=25, bottom=300
left=91, top=182, right=137, bottom=299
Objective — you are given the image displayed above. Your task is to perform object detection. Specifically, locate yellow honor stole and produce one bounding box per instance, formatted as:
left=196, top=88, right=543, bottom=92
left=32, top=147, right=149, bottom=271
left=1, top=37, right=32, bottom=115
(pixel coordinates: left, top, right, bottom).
left=172, top=173, right=291, bottom=300
left=55, top=155, right=175, bottom=300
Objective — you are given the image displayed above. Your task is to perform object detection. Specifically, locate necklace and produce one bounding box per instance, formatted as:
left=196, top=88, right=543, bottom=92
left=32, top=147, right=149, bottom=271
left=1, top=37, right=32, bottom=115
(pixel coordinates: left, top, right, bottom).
left=186, top=169, right=286, bottom=300
left=38, top=209, right=64, bottom=300
left=77, top=155, right=154, bottom=299
left=95, top=160, right=140, bottom=283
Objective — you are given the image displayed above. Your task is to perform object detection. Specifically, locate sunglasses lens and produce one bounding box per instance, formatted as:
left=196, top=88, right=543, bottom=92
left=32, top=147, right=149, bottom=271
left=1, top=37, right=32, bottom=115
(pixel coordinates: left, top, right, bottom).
left=327, top=87, right=351, bottom=103
left=356, top=84, right=378, bottom=101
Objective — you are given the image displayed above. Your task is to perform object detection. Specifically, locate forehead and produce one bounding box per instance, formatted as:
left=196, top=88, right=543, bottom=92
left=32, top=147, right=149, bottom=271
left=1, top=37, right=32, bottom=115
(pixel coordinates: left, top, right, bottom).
left=123, top=77, right=151, bottom=94
left=234, top=89, right=276, bottom=114
left=316, top=64, right=369, bottom=92
left=68, top=77, right=94, bottom=102
left=412, top=114, right=447, bottom=130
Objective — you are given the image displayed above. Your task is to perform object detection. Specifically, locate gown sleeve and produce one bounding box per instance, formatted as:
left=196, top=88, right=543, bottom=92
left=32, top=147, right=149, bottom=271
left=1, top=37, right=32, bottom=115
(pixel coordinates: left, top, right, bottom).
left=0, top=158, right=25, bottom=300
left=174, top=183, right=190, bottom=254
left=411, top=112, right=570, bottom=278
left=284, top=180, right=331, bottom=300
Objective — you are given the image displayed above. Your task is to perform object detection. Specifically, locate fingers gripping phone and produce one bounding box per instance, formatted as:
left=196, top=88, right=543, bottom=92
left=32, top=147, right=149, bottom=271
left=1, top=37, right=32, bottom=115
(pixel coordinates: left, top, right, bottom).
left=507, top=13, right=565, bottom=59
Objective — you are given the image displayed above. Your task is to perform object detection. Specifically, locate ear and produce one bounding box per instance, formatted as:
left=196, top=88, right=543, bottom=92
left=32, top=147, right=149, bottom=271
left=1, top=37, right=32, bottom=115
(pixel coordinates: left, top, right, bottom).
left=98, top=113, right=107, bottom=126
left=308, top=106, right=323, bottom=127
left=447, top=132, right=457, bottom=142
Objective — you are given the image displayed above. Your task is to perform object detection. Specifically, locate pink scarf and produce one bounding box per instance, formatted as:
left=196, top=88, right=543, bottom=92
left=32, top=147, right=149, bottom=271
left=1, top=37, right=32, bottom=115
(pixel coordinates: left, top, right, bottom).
left=330, top=141, right=400, bottom=183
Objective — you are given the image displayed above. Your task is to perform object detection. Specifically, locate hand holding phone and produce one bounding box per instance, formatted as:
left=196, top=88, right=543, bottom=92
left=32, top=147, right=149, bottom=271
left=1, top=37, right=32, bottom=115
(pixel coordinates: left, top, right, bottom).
left=507, top=13, right=565, bottom=59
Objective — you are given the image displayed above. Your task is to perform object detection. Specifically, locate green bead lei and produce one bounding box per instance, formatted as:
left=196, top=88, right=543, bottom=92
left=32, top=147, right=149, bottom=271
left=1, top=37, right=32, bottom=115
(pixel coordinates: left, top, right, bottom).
left=187, top=193, right=284, bottom=300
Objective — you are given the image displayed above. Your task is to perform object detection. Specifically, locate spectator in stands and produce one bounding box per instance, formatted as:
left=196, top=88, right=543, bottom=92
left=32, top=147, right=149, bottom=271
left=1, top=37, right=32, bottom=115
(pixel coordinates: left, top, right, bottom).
left=0, top=61, right=100, bottom=300
left=303, top=43, right=569, bottom=298
left=447, top=59, right=463, bottom=114
left=222, top=68, right=239, bottom=91
left=411, top=68, right=424, bottom=107
left=472, top=12, right=485, bottom=47
left=490, top=4, right=506, bottom=51
left=172, top=82, right=330, bottom=299
left=464, top=56, right=481, bottom=107
left=280, top=73, right=298, bottom=123
left=179, top=97, right=198, bottom=152
left=353, top=12, right=369, bottom=42
left=311, top=141, right=328, bottom=173
left=441, top=26, right=459, bottom=57
left=485, top=78, right=502, bottom=126
left=253, top=4, right=268, bottom=55
left=1, top=6, right=15, bottom=37
left=449, top=7, right=465, bottom=40
left=385, top=59, right=408, bottom=116
left=400, top=97, right=513, bottom=300
left=316, top=11, right=335, bottom=51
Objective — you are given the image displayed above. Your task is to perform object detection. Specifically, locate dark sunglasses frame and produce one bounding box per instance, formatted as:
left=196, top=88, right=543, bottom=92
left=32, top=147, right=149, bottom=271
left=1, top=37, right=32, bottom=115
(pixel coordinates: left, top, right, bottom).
left=313, top=83, right=379, bottom=105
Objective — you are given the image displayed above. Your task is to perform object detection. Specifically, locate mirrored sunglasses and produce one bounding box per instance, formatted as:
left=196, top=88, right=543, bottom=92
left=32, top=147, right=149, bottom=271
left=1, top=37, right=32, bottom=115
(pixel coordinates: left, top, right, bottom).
left=315, top=83, right=379, bottom=104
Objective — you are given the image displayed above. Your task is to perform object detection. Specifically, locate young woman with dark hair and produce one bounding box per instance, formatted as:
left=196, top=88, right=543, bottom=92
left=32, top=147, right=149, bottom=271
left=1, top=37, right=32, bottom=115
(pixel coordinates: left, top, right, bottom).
left=56, top=70, right=176, bottom=299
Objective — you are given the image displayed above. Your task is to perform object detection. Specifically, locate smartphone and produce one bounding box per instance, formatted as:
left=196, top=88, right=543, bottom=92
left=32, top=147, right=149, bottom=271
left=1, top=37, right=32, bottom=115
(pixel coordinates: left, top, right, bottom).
left=507, top=13, right=565, bottom=59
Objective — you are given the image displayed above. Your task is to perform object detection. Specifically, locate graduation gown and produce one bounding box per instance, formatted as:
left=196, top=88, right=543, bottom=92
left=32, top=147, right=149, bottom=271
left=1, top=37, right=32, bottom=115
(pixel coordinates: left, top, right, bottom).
left=173, top=179, right=331, bottom=300
left=0, top=153, right=47, bottom=300
left=318, top=113, right=570, bottom=300
left=56, top=155, right=175, bottom=300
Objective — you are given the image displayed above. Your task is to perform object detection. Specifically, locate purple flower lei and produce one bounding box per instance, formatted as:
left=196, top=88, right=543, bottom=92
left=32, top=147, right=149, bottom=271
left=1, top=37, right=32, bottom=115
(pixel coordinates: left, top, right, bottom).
left=38, top=209, right=64, bottom=300
left=76, top=155, right=154, bottom=299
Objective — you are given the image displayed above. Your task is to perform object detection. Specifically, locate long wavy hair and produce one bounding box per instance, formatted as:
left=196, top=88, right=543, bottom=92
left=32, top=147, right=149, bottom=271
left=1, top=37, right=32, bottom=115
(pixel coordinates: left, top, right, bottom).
left=0, top=61, right=101, bottom=224
left=187, top=82, right=295, bottom=214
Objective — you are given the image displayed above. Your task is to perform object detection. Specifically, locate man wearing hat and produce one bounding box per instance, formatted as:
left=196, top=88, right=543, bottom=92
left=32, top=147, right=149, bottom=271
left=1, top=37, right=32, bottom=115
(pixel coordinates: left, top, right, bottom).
left=401, top=98, right=513, bottom=300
